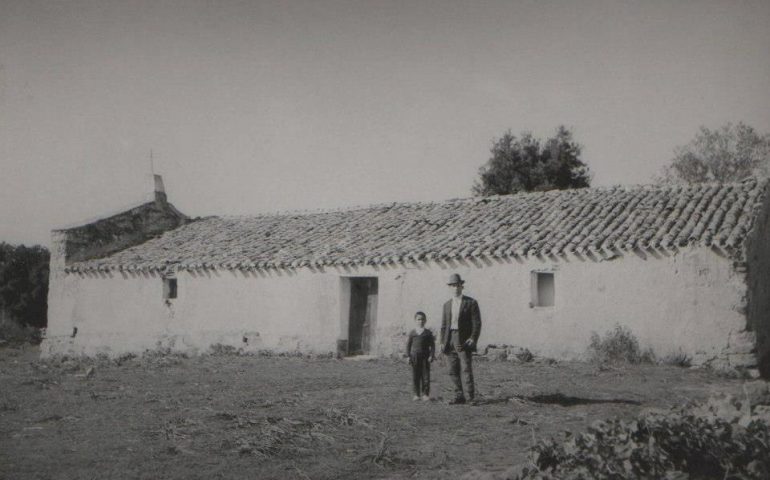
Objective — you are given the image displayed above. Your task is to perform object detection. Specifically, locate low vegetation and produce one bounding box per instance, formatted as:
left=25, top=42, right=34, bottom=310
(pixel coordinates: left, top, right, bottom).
left=587, top=324, right=654, bottom=365
left=0, top=321, right=42, bottom=346
left=516, top=395, right=770, bottom=479
left=586, top=325, right=699, bottom=372
left=660, top=350, right=693, bottom=368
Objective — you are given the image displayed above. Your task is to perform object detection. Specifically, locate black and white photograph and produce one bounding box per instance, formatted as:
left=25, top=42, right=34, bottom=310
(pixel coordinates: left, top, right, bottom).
left=2, top=1, right=770, bottom=478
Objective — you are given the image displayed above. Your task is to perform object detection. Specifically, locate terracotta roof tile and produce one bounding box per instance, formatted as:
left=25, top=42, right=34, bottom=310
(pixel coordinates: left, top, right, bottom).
left=67, top=178, right=769, bottom=272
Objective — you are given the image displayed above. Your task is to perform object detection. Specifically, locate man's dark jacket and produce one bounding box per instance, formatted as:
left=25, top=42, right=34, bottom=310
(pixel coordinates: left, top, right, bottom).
left=440, top=295, right=482, bottom=353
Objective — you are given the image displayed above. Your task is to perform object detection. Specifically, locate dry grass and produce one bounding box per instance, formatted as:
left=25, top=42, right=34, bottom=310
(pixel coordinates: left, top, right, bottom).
left=0, top=345, right=752, bottom=480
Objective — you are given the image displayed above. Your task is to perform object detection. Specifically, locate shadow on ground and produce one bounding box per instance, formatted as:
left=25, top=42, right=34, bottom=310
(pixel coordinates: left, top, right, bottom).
left=520, top=393, right=641, bottom=406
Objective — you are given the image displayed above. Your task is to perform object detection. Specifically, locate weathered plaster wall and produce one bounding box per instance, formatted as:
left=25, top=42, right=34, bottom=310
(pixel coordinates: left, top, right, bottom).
left=745, top=182, right=770, bottom=375
left=44, top=267, right=341, bottom=356
left=367, top=248, right=746, bottom=361
left=44, top=246, right=747, bottom=362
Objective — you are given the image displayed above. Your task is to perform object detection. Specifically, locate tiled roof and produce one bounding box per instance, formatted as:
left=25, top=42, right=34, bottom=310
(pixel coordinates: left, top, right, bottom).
left=67, top=178, right=769, bottom=272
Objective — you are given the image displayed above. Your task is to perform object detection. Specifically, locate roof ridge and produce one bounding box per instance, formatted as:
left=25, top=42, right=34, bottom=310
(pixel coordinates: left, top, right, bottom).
left=220, top=197, right=467, bottom=220
left=215, top=180, right=761, bottom=220
left=55, top=195, right=158, bottom=231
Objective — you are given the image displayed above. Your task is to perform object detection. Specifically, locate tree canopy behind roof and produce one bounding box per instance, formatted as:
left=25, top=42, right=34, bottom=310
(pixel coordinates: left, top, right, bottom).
left=661, top=122, right=770, bottom=184
left=473, top=126, right=591, bottom=196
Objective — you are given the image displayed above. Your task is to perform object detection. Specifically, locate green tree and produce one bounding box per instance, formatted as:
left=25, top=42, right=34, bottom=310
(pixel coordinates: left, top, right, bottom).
left=0, top=243, right=49, bottom=329
left=473, top=126, right=591, bottom=196
left=661, top=122, right=770, bottom=184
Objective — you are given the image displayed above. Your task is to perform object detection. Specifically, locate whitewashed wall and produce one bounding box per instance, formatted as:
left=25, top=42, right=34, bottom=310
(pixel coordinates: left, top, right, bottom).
left=44, top=245, right=747, bottom=362
left=367, top=247, right=747, bottom=360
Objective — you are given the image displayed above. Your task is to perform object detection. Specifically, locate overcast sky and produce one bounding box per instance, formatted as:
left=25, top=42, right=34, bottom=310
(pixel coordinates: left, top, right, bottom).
left=1, top=0, right=769, bottom=246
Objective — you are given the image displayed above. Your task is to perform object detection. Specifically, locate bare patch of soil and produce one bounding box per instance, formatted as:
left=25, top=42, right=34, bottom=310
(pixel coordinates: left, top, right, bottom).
left=0, top=346, right=748, bottom=479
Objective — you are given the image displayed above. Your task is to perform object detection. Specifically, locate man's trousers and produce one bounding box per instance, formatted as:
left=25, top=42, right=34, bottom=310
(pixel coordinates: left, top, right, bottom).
left=447, top=330, right=475, bottom=401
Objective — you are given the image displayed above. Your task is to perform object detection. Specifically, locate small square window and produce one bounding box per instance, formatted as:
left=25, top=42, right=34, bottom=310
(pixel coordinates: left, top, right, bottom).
left=531, top=272, right=554, bottom=307
left=163, top=277, right=177, bottom=300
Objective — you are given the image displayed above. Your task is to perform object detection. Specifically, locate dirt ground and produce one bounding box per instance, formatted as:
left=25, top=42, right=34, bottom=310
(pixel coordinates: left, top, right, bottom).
left=0, top=346, right=749, bottom=480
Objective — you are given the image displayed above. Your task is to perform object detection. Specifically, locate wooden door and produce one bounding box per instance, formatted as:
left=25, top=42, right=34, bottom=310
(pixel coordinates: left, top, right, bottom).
left=348, top=278, right=378, bottom=355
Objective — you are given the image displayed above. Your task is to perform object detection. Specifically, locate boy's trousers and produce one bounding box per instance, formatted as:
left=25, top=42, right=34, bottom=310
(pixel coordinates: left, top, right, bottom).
left=411, top=356, right=431, bottom=396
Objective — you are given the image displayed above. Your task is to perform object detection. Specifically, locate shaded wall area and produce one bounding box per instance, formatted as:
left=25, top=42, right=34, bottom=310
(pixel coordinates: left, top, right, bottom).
left=57, top=196, right=188, bottom=264
left=745, top=181, right=770, bottom=377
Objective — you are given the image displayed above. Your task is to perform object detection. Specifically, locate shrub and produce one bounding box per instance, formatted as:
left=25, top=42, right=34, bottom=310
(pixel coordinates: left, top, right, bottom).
left=114, top=352, right=137, bottom=366
left=208, top=343, right=238, bottom=356
left=277, top=350, right=305, bottom=358
left=639, top=347, right=656, bottom=364
left=140, top=347, right=188, bottom=367
left=0, top=320, right=42, bottom=345
left=587, top=324, right=649, bottom=365
left=661, top=350, right=692, bottom=368
left=0, top=243, right=49, bottom=328
left=516, top=397, right=770, bottom=479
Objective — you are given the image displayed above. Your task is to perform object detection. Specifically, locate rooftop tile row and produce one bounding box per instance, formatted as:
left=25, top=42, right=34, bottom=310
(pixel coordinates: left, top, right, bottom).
left=66, top=178, right=768, bottom=273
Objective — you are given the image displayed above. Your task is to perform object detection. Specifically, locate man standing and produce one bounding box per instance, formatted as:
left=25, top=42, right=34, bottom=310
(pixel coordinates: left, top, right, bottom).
left=440, top=273, right=482, bottom=404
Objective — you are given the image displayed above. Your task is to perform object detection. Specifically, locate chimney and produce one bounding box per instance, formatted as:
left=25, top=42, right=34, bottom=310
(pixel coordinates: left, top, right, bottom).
left=154, top=174, right=167, bottom=204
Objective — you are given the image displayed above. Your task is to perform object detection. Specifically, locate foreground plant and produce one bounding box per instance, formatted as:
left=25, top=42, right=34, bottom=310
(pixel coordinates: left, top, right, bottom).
left=515, top=395, right=770, bottom=479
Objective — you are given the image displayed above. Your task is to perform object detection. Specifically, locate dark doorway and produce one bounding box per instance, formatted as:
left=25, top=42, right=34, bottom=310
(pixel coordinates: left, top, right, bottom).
left=348, top=277, right=378, bottom=355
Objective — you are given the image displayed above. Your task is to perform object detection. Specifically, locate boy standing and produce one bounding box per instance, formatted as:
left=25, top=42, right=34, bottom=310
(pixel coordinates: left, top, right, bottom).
left=406, top=311, right=435, bottom=401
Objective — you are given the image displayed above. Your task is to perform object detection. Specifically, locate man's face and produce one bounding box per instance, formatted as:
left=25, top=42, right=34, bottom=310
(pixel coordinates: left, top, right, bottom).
left=449, top=283, right=464, bottom=298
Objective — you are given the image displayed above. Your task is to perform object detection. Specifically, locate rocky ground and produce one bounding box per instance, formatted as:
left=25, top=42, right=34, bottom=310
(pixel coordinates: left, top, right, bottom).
left=0, top=345, right=758, bottom=480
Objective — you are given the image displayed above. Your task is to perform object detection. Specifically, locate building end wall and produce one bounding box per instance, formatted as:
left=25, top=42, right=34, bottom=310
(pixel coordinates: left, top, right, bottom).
left=44, top=177, right=189, bottom=355
left=745, top=181, right=770, bottom=377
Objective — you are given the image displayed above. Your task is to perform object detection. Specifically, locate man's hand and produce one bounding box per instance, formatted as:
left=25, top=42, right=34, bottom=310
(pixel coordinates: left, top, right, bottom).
left=464, top=339, right=475, bottom=349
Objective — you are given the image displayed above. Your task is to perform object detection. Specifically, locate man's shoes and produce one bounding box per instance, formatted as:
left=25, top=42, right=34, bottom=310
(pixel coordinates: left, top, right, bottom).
left=447, top=397, right=466, bottom=405
left=421, top=395, right=430, bottom=401
left=412, top=395, right=420, bottom=401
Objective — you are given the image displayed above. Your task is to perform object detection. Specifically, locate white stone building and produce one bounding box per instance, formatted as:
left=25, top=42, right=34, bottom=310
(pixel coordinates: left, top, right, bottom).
left=44, top=176, right=770, bottom=374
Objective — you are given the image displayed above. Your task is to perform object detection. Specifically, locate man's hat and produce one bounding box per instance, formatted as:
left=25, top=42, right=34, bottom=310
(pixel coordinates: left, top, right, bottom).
left=447, top=273, right=465, bottom=285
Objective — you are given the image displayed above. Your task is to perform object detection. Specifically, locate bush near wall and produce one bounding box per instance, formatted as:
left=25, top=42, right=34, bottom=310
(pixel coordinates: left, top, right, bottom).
left=587, top=324, right=655, bottom=365
left=0, top=318, right=42, bottom=345
left=0, top=243, right=49, bottom=335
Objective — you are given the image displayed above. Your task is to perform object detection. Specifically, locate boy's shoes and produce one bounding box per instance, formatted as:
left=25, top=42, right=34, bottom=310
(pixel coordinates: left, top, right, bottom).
left=412, top=395, right=420, bottom=401
left=421, top=395, right=430, bottom=401
left=447, top=397, right=466, bottom=405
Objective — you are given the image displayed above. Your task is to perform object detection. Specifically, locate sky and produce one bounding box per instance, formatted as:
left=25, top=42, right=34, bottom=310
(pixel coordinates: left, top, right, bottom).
left=1, top=0, right=769, bottom=247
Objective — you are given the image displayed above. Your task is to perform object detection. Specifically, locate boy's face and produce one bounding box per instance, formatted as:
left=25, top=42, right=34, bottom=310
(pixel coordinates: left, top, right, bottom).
left=415, top=315, right=426, bottom=327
